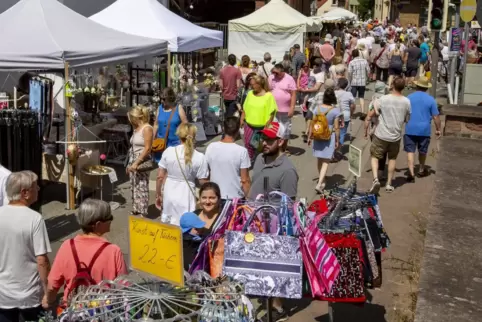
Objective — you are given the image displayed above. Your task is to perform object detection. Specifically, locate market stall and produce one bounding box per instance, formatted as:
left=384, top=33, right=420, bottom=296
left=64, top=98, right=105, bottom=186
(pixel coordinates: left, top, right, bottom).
left=0, top=0, right=167, bottom=209
left=228, top=0, right=322, bottom=62
left=317, top=7, right=358, bottom=23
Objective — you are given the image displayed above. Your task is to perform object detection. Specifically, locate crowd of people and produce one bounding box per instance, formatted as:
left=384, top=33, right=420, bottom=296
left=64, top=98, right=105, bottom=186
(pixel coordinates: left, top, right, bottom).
left=0, top=18, right=448, bottom=322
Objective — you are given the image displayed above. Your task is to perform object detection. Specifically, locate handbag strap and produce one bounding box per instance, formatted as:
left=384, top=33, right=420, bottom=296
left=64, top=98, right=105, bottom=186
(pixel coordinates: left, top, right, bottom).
left=374, top=47, right=386, bottom=65
left=163, top=106, right=177, bottom=142
left=174, top=146, right=197, bottom=200
left=242, top=205, right=277, bottom=232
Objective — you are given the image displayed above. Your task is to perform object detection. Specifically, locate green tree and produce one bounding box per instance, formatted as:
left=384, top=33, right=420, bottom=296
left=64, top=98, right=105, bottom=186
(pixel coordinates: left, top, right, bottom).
left=358, top=0, right=375, bottom=20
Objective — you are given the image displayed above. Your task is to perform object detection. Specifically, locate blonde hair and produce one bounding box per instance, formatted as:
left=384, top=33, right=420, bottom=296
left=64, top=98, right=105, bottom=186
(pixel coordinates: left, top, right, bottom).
left=176, top=123, right=197, bottom=166
left=251, top=75, right=270, bottom=92
left=128, top=105, right=150, bottom=126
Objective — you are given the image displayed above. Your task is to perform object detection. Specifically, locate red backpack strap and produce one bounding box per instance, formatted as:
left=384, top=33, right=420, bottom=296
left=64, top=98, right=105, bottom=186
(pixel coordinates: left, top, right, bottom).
left=69, top=239, right=82, bottom=271
left=88, top=242, right=110, bottom=272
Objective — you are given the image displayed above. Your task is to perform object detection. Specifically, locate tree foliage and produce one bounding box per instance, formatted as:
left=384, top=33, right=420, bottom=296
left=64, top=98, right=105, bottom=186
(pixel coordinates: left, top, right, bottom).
left=357, top=0, right=375, bottom=20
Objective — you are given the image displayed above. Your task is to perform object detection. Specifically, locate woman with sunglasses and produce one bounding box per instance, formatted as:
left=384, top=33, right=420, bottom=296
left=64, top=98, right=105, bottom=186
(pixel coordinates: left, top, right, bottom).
left=240, top=75, right=278, bottom=163
left=45, top=199, right=127, bottom=308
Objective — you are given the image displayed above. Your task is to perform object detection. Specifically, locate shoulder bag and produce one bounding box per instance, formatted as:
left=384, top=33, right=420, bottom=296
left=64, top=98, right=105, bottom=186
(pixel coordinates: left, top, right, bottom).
left=152, top=107, right=176, bottom=153
left=373, top=47, right=386, bottom=68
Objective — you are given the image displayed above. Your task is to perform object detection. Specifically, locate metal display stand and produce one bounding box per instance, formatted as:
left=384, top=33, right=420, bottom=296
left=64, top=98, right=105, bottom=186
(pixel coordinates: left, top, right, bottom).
left=80, top=166, right=119, bottom=210
left=263, top=177, right=274, bottom=322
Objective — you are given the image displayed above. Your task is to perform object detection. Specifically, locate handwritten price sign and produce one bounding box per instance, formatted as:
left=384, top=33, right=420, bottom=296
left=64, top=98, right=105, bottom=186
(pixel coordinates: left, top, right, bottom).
left=128, top=216, right=184, bottom=286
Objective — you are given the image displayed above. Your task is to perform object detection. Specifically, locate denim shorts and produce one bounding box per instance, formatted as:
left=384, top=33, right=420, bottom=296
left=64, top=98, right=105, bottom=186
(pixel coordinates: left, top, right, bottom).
left=350, top=86, right=366, bottom=99
left=403, top=134, right=430, bottom=154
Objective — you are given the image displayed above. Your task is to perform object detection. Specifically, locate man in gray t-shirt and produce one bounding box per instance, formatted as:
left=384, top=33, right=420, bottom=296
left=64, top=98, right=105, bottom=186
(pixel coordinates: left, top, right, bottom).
left=366, top=77, right=411, bottom=194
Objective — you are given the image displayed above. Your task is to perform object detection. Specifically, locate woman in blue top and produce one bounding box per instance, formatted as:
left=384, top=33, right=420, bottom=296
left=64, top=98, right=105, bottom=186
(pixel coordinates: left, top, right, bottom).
left=153, top=87, right=188, bottom=163
left=307, top=88, right=341, bottom=194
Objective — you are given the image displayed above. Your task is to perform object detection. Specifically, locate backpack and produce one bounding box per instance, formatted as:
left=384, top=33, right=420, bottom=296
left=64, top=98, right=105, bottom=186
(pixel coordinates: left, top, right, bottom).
left=66, top=239, right=110, bottom=304
left=311, top=106, right=333, bottom=141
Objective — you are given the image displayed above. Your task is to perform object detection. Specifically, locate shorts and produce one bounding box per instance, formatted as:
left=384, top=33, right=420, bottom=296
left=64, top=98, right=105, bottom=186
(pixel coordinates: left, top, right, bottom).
left=350, top=86, right=366, bottom=99
left=370, top=135, right=401, bottom=160
left=389, top=67, right=402, bottom=76
left=406, top=67, right=418, bottom=77
left=275, top=112, right=292, bottom=139
left=223, top=99, right=238, bottom=118
left=403, top=134, right=430, bottom=154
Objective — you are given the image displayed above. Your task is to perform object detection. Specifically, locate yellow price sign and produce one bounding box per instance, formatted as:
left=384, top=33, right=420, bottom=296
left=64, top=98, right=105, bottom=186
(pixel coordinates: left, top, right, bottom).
left=128, top=216, right=184, bottom=286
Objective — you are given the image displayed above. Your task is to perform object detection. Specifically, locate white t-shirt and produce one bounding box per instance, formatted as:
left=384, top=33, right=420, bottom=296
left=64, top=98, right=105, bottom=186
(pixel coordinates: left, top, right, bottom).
left=0, top=165, right=10, bottom=207
left=205, top=141, right=251, bottom=199
left=0, top=205, right=51, bottom=308
left=388, top=43, right=406, bottom=53
left=374, top=94, right=411, bottom=142
left=313, top=71, right=325, bottom=84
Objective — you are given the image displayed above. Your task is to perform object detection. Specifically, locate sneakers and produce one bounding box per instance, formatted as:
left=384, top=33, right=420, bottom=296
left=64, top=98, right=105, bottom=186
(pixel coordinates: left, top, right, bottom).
left=261, top=309, right=289, bottom=322
left=385, top=184, right=395, bottom=193
left=369, top=178, right=381, bottom=194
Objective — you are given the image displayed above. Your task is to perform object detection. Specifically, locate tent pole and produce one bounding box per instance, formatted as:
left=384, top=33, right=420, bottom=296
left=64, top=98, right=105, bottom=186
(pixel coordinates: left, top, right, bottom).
left=64, top=62, right=75, bottom=210
left=167, top=50, right=171, bottom=88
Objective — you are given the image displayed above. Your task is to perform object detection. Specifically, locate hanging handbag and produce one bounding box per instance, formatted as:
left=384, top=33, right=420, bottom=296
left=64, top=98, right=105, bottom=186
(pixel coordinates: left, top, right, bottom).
left=223, top=205, right=304, bottom=299
left=292, top=208, right=340, bottom=296
left=209, top=204, right=264, bottom=278
left=317, top=232, right=366, bottom=303
left=152, top=106, right=176, bottom=153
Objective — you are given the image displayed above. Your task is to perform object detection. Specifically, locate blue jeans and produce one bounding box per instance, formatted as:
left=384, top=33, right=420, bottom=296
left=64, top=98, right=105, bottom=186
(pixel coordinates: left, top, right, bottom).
left=340, top=120, right=350, bottom=145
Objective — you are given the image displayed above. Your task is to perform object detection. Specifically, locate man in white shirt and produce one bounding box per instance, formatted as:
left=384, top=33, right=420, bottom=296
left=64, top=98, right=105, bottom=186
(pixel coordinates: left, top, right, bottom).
left=0, top=171, right=51, bottom=321
left=257, top=52, right=274, bottom=79
left=0, top=164, right=11, bottom=207
left=205, top=117, right=251, bottom=199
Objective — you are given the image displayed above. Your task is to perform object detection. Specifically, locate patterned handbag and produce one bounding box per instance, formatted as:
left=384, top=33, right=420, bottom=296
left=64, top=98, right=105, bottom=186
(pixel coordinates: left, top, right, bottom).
left=317, top=232, right=366, bottom=303
left=208, top=205, right=263, bottom=278
left=223, top=205, right=303, bottom=299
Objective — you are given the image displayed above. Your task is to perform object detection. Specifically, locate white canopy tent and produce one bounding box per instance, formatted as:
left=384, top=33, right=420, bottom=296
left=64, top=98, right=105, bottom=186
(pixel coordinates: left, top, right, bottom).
left=0, top=0, right=167, bottom=71
left=90, top=0, right=223, bottom=52
left=228, top=0, right=321, bottom=62
left=317, top=7, right=358, bottom=22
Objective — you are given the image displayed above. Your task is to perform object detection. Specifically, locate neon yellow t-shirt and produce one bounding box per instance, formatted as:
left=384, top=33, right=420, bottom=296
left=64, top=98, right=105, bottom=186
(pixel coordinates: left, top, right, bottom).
left=243, top=91, right=278, bottom=127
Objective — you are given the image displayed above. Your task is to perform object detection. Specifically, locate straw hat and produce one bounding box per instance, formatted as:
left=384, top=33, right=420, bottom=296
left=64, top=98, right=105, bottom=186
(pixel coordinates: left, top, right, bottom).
left=413, top=76, right=432, bottom=89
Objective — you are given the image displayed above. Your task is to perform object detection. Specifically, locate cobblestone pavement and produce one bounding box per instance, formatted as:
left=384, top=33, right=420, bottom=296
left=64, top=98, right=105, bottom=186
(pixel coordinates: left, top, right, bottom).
left=41, top=82, right=440, bottom=321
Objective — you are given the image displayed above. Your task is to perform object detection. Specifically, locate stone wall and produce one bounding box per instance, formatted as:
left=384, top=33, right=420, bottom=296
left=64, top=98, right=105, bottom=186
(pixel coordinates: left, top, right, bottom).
left=443, top=104, right=482, bottom=139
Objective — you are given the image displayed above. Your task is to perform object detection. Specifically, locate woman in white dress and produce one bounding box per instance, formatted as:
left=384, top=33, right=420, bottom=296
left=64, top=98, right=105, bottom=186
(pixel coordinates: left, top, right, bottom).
left=156, top=123, right=209, bottom=225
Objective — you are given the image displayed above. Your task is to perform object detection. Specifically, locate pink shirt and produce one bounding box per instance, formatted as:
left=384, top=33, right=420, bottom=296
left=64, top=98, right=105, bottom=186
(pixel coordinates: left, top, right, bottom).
left=48, top=235, right=128, bottom=303
left=269, top=74, right=296, bottom=113
left=320, top=43, right=335, bottom=62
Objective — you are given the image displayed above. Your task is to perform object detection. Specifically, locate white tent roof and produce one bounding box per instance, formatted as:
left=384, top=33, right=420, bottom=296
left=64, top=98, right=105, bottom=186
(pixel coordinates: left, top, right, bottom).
left=317, top=7, right=357, bottom=22
left=0, top=0, right=166, bottom=71
left=229, top=0, right=320, bottom=33
left=90, top=0, right=223, bottom=52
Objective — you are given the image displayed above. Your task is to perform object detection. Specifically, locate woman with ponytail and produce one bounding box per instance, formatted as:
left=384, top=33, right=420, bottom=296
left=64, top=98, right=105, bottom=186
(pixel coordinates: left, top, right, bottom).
left=156, top=123, right=209, bottom=225
left=127, top=105, right=153, bottom=216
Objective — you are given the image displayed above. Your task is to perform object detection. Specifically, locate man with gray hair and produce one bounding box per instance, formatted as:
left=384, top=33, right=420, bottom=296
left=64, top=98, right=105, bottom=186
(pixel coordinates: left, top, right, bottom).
left=0, top=171, right=51, bottom=320
left=257, top=52, right=274, bottom=78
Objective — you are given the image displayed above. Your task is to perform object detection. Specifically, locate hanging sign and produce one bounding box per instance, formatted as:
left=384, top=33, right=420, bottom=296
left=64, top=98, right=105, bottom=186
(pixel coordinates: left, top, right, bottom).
left=128, top=216, right=184, bottom=286
left=450, top=28, right=463, bottom=52
left=461, top=0, right=477, bottom=23
left=348, top=144, right=362, bottom=178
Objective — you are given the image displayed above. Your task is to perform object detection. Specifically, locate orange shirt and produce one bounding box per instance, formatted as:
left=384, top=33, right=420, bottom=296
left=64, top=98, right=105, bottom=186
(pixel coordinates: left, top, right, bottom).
left=48, top=235, right=128, bottom=303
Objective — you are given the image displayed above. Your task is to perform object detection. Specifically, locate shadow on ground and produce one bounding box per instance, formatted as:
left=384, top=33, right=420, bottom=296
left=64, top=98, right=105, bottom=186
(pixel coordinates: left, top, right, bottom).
left=316, top=302, right=387, bottom=322
left=45, top=213, right=79, bottom=242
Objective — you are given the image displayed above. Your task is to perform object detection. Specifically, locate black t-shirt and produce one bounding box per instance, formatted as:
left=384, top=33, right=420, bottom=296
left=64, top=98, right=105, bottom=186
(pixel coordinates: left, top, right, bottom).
left=406, top=47, right=421, bottom=69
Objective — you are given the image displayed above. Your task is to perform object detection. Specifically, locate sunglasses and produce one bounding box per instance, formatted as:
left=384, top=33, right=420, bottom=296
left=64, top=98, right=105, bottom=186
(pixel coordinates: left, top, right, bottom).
left=261, top=135, right=277, bottom=142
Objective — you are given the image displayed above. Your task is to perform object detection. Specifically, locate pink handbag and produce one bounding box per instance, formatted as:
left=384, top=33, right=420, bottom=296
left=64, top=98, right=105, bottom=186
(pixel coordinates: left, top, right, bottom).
left=293, top=207, right=340, bottom=295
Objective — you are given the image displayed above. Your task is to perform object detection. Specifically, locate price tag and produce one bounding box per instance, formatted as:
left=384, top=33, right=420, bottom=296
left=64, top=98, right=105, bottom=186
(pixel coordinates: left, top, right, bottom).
left=348, top=144, right=362, bottom=178
left=108, top=170, right=118, bottom=183
left=128, top=216, right=184, bottom=286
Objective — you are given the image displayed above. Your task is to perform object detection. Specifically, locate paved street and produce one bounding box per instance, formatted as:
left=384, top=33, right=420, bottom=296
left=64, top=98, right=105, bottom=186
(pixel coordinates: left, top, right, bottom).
left=41, top=81, right=440, bottom=321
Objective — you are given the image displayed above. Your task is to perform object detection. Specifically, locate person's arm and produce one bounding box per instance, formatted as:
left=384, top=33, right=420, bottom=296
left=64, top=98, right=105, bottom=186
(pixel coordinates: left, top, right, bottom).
left=156, top=168, right=167, bottom=201
left=152, top=107, right=160, bottom=140
left=240, top=168, right=251, bottom=198
left=288, top=86, right=296, bottom=118
left=240, top=110, right=246, bottom=128
left=129, top=126, right=153, bottom=172
left=364, top=106, right=377, bottom=138
left=329, top=46, right=336, bottom=60
left=178, top=105, right=188, bottom=123
left=333, top=116, right=340, bottom=148
left=196, top=156, right=210, bottom=186
left=38, top=254, right=50, bottom=305
left=431, top=101, right=442, bottom=137
left=297, top=73, right=301, bottom=88
left=236, top=69, right=242, bottom=88
left=403, top=52, right=408, bottom=64
left=279, top=168, right=299, bottom=200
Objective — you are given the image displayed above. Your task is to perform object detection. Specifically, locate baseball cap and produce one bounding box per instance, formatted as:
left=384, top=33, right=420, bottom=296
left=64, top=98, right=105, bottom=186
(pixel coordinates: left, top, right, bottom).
left=180, top=212, right=206, bottom=234
left=260, top=122, right=286, bottom=139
